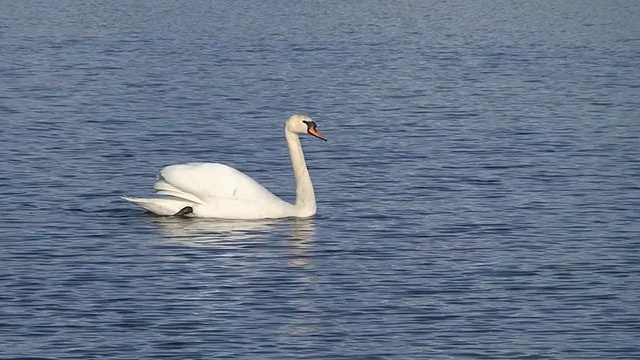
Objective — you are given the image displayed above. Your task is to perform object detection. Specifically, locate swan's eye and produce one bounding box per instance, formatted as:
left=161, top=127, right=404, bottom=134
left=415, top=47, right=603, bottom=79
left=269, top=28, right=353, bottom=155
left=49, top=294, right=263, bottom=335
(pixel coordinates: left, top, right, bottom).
left=302, top=120, right=316, bottom=130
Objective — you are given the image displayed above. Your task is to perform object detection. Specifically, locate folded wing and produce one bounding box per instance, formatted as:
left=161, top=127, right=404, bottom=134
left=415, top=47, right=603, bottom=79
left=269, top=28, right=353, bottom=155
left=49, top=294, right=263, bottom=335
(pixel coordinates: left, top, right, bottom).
left=155, top=162, right=284, bottom=205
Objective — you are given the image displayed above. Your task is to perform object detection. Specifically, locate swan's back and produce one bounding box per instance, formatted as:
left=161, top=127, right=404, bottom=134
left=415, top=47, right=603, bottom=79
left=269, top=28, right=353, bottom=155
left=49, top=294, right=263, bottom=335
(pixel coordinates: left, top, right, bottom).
left=157, top=163, right=285, bottom=205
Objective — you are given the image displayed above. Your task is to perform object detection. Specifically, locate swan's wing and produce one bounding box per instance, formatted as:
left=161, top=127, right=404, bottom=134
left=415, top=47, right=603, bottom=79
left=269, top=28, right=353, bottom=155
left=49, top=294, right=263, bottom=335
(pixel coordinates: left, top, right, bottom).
left=155, top=163, right=284, bottom=204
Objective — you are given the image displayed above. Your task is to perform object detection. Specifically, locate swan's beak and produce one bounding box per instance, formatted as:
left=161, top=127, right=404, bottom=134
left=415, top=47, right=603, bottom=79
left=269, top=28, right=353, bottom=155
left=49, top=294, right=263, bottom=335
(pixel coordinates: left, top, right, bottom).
left=308, top=127, right=327, bottom=141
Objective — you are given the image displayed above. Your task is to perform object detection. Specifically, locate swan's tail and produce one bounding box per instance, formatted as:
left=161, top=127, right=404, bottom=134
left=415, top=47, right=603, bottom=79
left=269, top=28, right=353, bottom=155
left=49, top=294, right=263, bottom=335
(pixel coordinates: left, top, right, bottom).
left=122, top=196, right=192, bottom=216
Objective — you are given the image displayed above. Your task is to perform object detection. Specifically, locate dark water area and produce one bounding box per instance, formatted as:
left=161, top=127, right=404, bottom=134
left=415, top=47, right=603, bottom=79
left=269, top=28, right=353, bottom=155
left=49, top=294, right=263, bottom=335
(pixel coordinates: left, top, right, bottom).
left=1, top=1, right=639, bottom=359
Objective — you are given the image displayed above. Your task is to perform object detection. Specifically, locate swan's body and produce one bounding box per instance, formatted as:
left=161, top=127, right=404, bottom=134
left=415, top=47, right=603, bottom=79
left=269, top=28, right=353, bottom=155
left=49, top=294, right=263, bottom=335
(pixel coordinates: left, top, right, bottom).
left=123, top=114, right=326, bottom=219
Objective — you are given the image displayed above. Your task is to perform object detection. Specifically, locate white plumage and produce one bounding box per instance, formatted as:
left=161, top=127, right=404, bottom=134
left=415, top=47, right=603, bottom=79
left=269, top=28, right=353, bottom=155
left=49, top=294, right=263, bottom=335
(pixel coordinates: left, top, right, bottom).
left=123, top=114, right=326, bottom=219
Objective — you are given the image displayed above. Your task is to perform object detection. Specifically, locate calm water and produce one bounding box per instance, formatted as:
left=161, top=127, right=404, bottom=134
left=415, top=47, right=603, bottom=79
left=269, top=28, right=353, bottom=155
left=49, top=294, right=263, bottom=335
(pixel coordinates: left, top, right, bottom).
left=1, top=1, right=639, bottom=359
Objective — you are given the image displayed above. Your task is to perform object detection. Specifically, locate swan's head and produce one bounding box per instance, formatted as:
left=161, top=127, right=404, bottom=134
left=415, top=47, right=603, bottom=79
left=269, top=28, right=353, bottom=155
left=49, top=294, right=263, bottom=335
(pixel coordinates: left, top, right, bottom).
left=285, top=114, right=327, bottom=141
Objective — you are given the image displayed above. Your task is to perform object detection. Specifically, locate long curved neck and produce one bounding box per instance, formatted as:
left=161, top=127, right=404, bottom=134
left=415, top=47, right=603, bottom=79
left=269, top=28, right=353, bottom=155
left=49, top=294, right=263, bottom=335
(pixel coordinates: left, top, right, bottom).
left=285, top=130, right=316, bottom=216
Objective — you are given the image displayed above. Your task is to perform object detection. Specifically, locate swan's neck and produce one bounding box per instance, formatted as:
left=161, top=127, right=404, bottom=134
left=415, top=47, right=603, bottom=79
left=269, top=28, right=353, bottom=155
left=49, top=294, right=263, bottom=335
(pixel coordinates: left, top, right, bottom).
left=285, top=130, right=316, bottom=217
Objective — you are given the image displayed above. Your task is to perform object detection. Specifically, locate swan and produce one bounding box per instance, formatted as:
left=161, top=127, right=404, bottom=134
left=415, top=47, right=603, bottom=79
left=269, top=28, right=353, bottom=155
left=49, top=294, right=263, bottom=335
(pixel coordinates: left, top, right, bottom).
left=123, top=114, right=327, bottom=219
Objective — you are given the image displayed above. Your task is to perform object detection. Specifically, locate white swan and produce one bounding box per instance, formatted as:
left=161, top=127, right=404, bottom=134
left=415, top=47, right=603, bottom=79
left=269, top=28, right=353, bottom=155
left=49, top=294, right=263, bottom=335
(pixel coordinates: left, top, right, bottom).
left=123, top=114, right=327, bottom=219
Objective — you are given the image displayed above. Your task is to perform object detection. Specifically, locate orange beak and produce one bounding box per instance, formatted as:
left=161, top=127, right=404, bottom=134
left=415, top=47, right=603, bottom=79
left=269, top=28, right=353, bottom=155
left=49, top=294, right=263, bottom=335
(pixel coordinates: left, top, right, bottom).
left=308, top=127, right=327, bottom=141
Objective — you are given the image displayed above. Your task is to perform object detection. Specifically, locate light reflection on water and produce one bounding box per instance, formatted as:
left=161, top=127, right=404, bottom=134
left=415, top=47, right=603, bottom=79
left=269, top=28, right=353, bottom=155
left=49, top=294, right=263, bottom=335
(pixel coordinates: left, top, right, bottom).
left=153, top=217, right=318, bottom=268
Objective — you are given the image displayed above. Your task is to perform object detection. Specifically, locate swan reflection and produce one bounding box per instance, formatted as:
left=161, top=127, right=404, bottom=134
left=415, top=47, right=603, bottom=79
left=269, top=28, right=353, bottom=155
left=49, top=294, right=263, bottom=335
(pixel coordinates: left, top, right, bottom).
left=152, top=217, right=316, bottom=253
left=152, top=217, right=319, bottom=338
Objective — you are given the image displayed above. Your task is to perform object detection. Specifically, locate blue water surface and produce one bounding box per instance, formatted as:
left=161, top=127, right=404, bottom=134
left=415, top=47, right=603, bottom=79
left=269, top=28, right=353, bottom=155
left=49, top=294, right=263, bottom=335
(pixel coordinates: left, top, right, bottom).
left=1, top=1, right=639, bottom=359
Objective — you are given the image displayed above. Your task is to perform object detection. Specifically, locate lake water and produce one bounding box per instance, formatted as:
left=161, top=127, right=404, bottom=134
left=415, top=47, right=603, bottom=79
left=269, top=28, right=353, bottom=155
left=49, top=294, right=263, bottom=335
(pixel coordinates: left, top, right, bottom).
left=1, top=1, right=639, bottom=359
